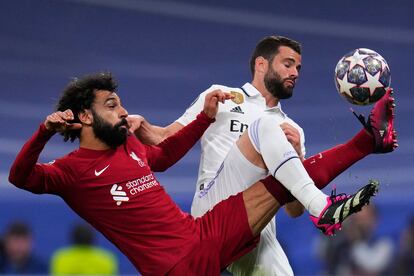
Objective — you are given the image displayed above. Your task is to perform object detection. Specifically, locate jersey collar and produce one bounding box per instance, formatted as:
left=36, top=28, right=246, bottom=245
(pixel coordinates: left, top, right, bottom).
left=242, top=82, right=287, bottom=118
left=266, top=101, right=287, bottom=118
left=241, top=83, right=261, bottom=97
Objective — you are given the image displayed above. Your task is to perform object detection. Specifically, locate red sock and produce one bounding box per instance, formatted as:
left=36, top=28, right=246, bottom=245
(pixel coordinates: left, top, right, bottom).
left=261, top=175, right=294, bottom=205
left=261, top=129, right=373, bottom=204
left=304, top=129, right=374, bottom=189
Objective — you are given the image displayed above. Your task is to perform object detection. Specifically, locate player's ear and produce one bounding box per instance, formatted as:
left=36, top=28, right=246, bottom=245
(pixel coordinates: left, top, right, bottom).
left=255, top=56, right=268, bottom=75
left=78, top=109, right=93, bottom=125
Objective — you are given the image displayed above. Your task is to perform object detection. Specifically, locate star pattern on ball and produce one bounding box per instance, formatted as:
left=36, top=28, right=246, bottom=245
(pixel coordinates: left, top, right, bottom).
left=362, top=71, right=384, bottom=92
left=334, top=48, right=391, bottom=105
left=336, top=73, right=355, bottom=97
left=380, top=59, right=389, bottom=71
left=344, top=50, right=371, bottom=69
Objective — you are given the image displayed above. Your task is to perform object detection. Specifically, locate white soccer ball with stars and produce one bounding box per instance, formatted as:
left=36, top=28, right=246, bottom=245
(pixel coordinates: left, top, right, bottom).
left=334, top=48, right=391, bottom=105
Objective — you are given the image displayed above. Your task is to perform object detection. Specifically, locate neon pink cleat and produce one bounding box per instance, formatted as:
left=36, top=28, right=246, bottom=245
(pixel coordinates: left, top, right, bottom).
left=310, top=180, right=379, bottom=236
left=353, top=88, right=397, bottom=153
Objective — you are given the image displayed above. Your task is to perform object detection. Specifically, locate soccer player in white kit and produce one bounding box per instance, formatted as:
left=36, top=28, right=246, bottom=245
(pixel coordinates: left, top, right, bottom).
left=130, top=36, right=397, bottom=275
left=179, top=83, right=301, bottom=275
left=182, top=85, right=302, bottom=275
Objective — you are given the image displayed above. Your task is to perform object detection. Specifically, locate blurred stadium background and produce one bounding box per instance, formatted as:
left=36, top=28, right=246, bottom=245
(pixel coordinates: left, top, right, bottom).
left=0, top=0, right=413, bottom=274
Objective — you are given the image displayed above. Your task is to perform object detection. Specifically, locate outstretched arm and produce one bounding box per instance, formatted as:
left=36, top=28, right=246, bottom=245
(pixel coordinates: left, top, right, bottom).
left=128, top=87, right=221, bottom=145
left=145, top=90, right=233, bottom=172
left=9, top=110, right=80, bottom=194
left=127, top=115, right=183, bottom=145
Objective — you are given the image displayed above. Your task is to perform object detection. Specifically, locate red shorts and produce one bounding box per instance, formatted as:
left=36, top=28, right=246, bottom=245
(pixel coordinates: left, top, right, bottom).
left=167, top=192, right=259, bottom=275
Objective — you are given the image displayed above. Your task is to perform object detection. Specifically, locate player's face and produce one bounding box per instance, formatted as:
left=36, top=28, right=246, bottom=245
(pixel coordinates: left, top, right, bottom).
left=91, top=91, right=129, bottom=148
left=264, top=46, right=302, bottom=100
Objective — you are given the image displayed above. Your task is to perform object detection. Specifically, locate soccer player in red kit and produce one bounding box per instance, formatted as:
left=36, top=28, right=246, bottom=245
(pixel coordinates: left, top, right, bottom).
left=9, top=72, right=381, bottom=275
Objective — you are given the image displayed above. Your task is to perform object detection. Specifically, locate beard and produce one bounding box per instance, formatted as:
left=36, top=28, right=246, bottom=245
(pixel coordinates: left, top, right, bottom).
left=264, top=66, right=294, bottom=100
left=91, top=110, right=128, bottom=149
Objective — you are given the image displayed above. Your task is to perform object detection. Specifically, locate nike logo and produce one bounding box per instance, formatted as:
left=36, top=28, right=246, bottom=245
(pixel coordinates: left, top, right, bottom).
left=95, top=165, right=110, bottom=176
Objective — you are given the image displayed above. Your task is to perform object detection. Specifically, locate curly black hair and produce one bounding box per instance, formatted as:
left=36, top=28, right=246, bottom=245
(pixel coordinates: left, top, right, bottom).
left=56, top=72, right=118, bottom=142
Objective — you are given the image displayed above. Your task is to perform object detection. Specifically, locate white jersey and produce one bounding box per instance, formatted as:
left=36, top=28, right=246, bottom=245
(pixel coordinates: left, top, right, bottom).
left=177, top=83, right=306, bottom=193
left=176, top=83, right=305, bottom=275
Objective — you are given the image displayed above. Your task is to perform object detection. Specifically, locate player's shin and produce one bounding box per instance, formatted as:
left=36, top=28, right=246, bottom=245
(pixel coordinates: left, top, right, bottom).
left=253, top=118, right=326, bottom=216
left=304, top=128, right=374, bottom=189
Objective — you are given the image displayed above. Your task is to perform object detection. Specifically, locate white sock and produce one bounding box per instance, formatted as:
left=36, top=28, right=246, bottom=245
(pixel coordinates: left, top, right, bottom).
left=248, top=116, right=327, bottom=217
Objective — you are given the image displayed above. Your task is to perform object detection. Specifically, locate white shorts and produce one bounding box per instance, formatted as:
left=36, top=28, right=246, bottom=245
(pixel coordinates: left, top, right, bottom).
left=191, top=144, right=294, bottom=276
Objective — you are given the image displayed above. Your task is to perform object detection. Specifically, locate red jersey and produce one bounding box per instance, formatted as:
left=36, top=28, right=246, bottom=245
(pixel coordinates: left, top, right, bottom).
left=9, top=112, right=214, bottom=275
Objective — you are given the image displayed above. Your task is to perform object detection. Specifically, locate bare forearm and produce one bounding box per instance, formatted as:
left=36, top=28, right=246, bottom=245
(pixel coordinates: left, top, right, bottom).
left=134, top=120, right=165, bottom=145
left=147, top=112, right=214, bottom=171
left=134, top=119, right=183, bottom=145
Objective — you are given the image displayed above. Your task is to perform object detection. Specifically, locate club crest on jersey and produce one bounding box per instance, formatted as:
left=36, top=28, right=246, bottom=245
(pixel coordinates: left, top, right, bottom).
left=230, top=91, right=244, bottom=104
left=130, top=151, right=145, bottom=167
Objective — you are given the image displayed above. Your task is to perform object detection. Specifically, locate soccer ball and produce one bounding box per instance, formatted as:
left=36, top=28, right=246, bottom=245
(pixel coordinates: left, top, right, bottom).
left=334, top=48, right=391, bottom=105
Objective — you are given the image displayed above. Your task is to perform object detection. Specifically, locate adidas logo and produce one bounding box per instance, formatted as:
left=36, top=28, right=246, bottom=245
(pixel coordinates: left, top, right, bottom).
left=230, top=106, right=244, bottom=114
left=111, top=184, right=130, bottom=206
left=379, top=130, right=385, bottom=137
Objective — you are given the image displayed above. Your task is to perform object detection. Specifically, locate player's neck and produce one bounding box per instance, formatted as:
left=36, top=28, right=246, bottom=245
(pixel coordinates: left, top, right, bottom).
left=251, top=80, right=279, bottom=108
